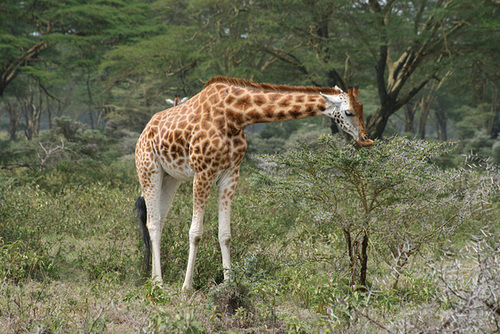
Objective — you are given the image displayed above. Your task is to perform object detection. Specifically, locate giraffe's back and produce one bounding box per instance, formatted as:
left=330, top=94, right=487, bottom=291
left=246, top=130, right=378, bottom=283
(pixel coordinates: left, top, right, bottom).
left=136, top=92, right=248, bottom=182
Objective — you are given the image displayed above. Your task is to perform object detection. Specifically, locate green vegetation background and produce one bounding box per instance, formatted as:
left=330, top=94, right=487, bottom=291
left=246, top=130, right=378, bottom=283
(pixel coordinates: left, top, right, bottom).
left=1, top=120, right=499, bottom=332
left=1, top=0, right=499, bottom=332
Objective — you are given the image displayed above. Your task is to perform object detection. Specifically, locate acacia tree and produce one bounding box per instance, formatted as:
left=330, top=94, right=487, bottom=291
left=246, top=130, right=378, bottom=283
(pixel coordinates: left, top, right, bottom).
left=0, top=0, right=151, bottom=137
left=256, top=136, right=477, bottom=289
left=416, top=72, right=452, bottom=139
left=14, top=0, right=491, bottom=142
left=103, top=0, right=285, bottom=91
left=245, top=0, right=495, bottom=139
left=361, top=0, right=486, bottom=138
left=0, top=0, right=47, bottom=97
left=101, top=0, right=292, bottom=132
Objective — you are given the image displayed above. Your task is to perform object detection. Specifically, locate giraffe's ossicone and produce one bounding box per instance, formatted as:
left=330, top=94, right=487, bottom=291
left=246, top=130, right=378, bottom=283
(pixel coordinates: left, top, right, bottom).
left=135, top=77, right=373, bottom=290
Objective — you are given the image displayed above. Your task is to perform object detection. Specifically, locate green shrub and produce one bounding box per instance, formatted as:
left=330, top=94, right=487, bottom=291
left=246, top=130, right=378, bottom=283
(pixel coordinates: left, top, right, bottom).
left=388, top=230, right=500, bottom=333
left=462, top=129, right=494, bottom=158
left=53, top=116, right=89, bottom=141
left=0, top=176, right=139, bottom=283
left=207, top=266, right=254, bottom=317
left=254, top=136, right=486, bottom=290
left=76, top=234, right=134, bottom=283
left=147, top=308, right=205, bottom=334
left=0, top=184, right=59, bottom=282
left=0, top=239, right=56, bottom=282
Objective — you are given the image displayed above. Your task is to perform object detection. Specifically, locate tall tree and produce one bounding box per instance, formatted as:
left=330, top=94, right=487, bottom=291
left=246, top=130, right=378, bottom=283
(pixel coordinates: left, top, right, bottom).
left=417, top=71, right=451, bottom=139
left=100, top=0, right=498, bottom=141
left=3, top=98, right=21, bottom=140
left=411, top=0, right=499, bottom=141
left=0, top=0, right=48, bottom=97
left=253, top=0, right=496, bottom=139
left=1, top=0, right=152, bottom=136
left=363, top=0, right=480, bottom=138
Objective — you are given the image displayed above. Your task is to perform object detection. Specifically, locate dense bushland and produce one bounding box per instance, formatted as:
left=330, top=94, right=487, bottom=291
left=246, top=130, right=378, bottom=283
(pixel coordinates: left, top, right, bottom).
left=2, top=0, right=498, bottom=331
left=0, top=133, right=499, bottom=333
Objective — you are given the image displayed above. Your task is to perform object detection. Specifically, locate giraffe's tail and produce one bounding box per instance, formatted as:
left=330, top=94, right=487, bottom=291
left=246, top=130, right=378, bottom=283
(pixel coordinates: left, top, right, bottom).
left=135, top=196, right=151, bottom=274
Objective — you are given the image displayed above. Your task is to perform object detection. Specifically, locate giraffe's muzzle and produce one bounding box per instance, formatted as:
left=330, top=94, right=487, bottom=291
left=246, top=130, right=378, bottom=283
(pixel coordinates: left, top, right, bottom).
left=357, top=134, right=374, bottom=147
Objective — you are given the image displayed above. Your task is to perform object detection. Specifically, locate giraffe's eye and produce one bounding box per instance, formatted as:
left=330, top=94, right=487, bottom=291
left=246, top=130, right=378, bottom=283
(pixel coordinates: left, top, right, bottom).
left=345, top=110, right=354, bottom=117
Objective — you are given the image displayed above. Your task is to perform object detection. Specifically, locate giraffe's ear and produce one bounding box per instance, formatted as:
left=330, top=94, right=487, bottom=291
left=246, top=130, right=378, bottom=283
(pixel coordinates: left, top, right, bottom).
left=320, top=92, right=341, bottom=107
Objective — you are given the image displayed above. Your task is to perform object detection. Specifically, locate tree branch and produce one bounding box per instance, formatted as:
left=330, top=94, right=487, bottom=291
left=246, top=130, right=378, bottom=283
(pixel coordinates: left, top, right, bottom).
left=393, top=79, right=430, bottom=112
left=1, top=40, right=49, bottom=96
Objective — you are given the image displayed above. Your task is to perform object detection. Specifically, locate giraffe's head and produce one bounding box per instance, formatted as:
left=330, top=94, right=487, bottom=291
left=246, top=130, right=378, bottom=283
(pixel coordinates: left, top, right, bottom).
left=321, top=86, right=373, bottom=147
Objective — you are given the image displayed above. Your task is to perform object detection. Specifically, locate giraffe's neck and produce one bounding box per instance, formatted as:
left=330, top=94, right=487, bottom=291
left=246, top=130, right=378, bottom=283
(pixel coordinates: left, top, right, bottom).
left=205, top=81, right=340, bottom=129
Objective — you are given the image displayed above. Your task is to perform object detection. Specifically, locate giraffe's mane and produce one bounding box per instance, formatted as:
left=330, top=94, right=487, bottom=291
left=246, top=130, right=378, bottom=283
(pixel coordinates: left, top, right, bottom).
left=205, top=76, right=340, bottom=95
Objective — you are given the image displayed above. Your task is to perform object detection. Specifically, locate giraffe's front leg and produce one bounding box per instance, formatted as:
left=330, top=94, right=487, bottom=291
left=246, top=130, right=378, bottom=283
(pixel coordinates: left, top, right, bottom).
left=182, top=173, right=215, bottom=291
left=217, top=167, right=240, bottom=281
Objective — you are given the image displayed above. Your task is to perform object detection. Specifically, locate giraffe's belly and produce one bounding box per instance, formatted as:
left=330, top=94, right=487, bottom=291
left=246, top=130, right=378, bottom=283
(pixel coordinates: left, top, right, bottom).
left=158, top=155, right=195, bottom=181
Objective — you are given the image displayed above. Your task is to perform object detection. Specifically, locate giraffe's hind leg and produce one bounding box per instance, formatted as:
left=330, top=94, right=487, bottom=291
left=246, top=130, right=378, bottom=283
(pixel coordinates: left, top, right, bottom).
left=140, top=170, right=164, bottom=283
left=141, top=173, right=181, bottom=284
left=159, top=175, right=182, bottom=225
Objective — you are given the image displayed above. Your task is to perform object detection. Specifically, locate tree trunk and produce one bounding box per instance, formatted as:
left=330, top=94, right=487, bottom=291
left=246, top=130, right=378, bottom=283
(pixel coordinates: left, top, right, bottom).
left=487, top=88, right=499, bottom=138
left=343, top=226, right=370, bottom=290
left=47, top=97, right=53, bottom=129
left=343, top=228, right=357, bottom=288
left=5, top=99, right=21, bottom=141
left=21, top=86, right=42, bottom=141
left=9, top=114, right=19, bottom=141
left=366, top=0, right=465, bottom=139
left=367, top=104, right=394, bottom=139
left=358, top=231, right=369, bottom=290
left=418, top=95, right=433, bottom=139
left=22, top=92, right=34, bottom=141
left=435, top=107, right=447, bottom=141
left=404, top=102, right=416, bottom=134
left=36, top=86, right=43, bottom=136
left=24, top=106, right=35, bottom=141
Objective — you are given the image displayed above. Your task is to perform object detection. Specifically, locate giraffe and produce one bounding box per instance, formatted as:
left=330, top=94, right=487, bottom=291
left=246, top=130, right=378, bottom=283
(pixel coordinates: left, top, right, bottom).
left=135, top=76, right=373, bottom=290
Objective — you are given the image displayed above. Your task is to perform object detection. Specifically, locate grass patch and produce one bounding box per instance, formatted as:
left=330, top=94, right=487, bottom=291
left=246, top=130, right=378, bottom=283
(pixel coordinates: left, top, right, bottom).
left=0, top=137, right=498, bottom=333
